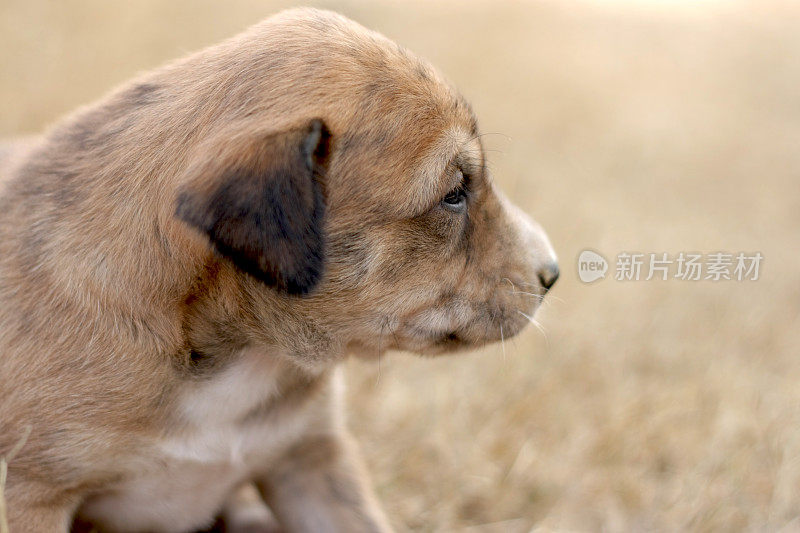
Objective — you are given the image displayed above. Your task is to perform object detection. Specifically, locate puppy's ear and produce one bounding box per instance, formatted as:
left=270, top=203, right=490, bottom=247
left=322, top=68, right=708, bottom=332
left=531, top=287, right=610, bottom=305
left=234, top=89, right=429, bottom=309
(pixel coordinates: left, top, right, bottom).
left=176, top=119, right=331, bottom=295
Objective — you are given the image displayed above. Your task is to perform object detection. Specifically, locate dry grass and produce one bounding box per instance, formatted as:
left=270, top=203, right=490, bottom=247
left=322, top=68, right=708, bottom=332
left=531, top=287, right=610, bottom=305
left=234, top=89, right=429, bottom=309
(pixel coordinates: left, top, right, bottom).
left=1, top=0, right=799, bottom=531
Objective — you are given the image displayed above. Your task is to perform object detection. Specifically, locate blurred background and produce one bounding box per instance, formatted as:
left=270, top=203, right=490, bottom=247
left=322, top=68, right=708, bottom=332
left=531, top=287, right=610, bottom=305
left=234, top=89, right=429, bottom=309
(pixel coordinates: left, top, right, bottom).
left=2, top=0, right=799, bottom=530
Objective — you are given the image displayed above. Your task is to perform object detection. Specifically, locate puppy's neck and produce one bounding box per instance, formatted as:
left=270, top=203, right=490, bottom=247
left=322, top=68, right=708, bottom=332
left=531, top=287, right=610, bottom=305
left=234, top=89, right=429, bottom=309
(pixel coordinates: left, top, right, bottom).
left=180, top=264, right=346, bottom=375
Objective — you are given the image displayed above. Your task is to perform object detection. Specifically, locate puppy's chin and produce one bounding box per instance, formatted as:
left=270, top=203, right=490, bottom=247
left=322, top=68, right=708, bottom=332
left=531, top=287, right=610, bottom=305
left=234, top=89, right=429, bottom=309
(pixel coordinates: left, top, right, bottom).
left=345, top=320, right=529, bottom=359
left=345, top=332, right=460, bottom=359
left=343, top=279, right=550, bottom=359
left=346, top=339, right=470, bottom=359
left=400, top=303, right=541, bottom=356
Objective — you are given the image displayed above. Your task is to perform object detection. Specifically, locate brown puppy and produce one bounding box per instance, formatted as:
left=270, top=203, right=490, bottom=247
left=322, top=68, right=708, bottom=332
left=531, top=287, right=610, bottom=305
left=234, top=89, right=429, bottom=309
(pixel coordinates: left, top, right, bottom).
left=0, top=8, right=558, bottom=533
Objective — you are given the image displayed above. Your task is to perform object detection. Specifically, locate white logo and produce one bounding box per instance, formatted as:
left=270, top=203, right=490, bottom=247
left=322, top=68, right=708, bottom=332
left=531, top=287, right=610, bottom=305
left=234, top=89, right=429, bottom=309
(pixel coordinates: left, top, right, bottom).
left=578, top=250, right=608, bottom=283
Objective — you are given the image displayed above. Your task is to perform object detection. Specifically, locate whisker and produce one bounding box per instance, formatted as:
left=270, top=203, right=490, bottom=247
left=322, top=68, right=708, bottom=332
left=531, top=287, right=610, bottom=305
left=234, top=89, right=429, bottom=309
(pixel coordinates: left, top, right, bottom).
left=543, top=293, right=565, bottom=304
left=500, top=324, right=506, bottom=364
left=376, top=319, right=386, bottom=384
left=389, top=326, right=402, bottom=356
left=462, top=148, right=504, bottom=156
left=511, top=290, right=545, bottom=300
left=469, top=132, right=513, bottom=142
left=513, top=280, right=566, bottom=305
left=517, top=310, right=549, bottom=346
left=502, top=278, right=547, bottom=301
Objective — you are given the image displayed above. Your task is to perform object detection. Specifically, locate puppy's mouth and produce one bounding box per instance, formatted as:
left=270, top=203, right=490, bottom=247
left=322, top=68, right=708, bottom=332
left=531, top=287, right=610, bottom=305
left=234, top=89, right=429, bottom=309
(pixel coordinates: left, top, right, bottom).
left=403, top=329, right=473, bottom=356
left=365, top=322, right=473, bottom=355
left=432, top=330, right=468, bottom=349
left=441, top=331, right=462, bottom=343
left=348, top=294, right=545, bottom=358
left=406, top=323, right=495, bottom=354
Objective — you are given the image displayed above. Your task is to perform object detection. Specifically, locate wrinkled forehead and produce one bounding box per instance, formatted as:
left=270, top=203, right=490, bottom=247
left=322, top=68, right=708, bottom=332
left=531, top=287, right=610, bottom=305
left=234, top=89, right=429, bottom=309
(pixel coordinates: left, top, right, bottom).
left=408, top=125, right=484, bottom=213
left=327, top=106, right=484, bottom=221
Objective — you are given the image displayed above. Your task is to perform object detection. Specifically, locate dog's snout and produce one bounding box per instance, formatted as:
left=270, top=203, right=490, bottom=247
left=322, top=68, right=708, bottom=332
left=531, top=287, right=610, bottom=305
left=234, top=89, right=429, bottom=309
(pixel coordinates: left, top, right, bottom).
left=538, top=261, right=559, bottom=291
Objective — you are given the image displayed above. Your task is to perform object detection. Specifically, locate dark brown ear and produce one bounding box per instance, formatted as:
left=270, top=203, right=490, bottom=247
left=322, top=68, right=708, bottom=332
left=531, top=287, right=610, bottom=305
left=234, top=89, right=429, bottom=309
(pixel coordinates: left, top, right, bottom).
left=175, top=119, right=331, bottom=295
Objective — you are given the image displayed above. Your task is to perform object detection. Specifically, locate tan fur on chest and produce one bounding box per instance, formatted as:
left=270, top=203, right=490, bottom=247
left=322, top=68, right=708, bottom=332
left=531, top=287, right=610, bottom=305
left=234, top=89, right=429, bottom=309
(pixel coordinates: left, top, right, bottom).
left=77, top=349, right=335, bottom=532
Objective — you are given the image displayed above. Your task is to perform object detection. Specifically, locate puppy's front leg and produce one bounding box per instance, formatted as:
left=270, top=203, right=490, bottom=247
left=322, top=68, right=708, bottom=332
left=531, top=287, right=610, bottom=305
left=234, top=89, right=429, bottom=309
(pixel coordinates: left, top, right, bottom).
left=256, top=433, right=392, bottom=533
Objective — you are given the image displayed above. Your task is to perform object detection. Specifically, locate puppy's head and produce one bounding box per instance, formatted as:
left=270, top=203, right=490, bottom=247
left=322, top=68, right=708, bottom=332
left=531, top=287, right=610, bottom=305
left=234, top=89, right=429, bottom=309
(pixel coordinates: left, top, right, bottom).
left=175, top=9, right=557, bottom=359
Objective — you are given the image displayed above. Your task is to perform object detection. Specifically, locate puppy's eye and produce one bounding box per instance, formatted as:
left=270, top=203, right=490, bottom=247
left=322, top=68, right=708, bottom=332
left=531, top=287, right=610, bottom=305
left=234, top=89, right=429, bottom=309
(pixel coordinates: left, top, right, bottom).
left=441, top=170, right=468, bottom=212
left=442, top=187, right=466, bottom=209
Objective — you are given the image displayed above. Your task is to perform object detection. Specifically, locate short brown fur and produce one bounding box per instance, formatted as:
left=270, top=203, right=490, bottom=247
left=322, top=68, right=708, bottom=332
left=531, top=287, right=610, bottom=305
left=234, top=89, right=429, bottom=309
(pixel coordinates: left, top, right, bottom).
left=0, top=9, right=556, bottom=532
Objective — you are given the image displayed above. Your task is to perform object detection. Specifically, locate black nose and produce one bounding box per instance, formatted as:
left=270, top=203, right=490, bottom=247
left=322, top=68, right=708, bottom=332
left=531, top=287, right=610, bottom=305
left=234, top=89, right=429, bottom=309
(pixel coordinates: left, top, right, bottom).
left=538, top=262, right=559, bottom=291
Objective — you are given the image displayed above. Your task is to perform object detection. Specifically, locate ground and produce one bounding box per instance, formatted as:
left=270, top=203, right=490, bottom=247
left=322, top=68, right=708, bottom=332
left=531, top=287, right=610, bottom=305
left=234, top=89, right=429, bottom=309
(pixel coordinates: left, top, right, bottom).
left=1, top=0, right=798, bottom=531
